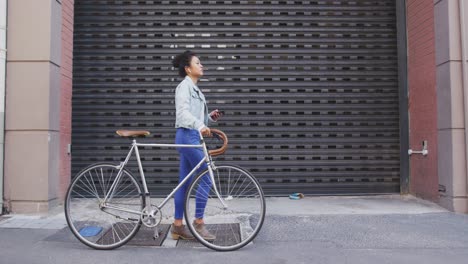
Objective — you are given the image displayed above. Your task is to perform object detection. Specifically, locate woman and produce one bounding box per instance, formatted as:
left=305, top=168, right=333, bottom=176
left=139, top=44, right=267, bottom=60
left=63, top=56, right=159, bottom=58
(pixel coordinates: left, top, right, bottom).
left=171, top=50, right=222, bottom=240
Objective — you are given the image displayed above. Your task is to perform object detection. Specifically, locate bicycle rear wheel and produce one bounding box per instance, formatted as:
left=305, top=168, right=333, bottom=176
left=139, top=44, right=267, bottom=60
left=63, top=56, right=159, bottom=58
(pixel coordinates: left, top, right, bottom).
left=185, top=165, right=266, bottom=251
left=65, top=163, right=144, bottom=250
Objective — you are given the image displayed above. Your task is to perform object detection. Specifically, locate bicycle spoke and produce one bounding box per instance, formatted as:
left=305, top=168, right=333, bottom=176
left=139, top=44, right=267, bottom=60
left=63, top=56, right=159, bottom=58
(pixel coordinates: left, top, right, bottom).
left=98, top=167, right=108, bottom=198
left=77, top=174, right=98, bottom=199
left=186, top=165, right=265, bottom=251
left=72, top=182, right=99, bottom=198
left=65, top=164, right=143, bottom=250
left=234, top=181, right=253, bottom=198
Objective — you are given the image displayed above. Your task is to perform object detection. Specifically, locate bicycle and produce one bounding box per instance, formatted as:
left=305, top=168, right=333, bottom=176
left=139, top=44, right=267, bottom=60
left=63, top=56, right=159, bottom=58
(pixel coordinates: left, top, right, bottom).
left=64, top=129, right=266, bottom=251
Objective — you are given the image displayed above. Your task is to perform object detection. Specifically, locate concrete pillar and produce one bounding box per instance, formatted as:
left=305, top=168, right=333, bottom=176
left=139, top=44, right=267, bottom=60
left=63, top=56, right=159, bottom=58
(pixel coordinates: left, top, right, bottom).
left=3, top=0, right=62, bottom=213
left=0, top=0, right=6, bottom=214
left=435, top=0, right=468, bottom=213
left=59, top=0, right=73, bottom=201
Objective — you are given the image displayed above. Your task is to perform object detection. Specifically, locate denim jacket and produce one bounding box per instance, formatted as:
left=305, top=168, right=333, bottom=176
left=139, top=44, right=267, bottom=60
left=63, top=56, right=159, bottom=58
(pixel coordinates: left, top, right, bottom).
left=174, top=76, right=212, bottom=130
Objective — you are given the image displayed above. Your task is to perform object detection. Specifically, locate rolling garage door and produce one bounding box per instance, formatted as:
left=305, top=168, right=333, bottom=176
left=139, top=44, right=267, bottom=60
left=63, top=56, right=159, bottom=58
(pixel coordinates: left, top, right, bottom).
left=72, top=0, right=401, bottom=196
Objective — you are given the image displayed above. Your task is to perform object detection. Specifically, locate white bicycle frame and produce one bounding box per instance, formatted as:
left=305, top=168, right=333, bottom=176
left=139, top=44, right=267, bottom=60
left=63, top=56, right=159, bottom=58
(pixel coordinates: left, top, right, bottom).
left=101, top=131, right=228, bottom=217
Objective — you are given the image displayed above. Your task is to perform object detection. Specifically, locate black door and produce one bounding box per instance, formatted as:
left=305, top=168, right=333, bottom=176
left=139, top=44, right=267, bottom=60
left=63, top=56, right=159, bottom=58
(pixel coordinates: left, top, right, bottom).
left=72, top=0, right=401, bottom=196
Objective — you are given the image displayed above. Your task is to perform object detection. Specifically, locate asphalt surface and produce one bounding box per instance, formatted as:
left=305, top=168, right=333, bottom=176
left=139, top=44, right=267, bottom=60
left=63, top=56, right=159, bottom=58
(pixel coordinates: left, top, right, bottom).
left=1, top=196, right=468, bottom=264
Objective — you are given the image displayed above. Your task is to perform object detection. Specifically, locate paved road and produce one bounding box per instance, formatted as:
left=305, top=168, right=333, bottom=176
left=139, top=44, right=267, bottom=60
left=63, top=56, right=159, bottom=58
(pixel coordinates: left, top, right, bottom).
left=1, top=196, right=468, bottom=264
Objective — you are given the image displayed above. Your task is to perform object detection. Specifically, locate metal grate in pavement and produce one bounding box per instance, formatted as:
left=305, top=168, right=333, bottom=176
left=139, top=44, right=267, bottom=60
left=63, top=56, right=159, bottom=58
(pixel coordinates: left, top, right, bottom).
left=177, top=223, right=241, bottom=248
left=46, top=224, right=170, bottom=247
left=97, top=223, right=170, bottom=247
left=46, top=223, right=240, bottom=248
left=127, top=224, right=170, bottom=247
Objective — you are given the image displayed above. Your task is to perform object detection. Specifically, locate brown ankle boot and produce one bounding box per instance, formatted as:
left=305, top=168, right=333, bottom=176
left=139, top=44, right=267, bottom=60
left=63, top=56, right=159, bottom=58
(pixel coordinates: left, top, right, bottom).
left=171, top=224, right=195, bottom=240
left=193, top=221, right=216, bottom=241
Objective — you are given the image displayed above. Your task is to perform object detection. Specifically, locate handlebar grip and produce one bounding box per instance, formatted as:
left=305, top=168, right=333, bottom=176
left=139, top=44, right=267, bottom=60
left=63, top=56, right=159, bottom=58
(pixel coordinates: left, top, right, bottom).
left=206, top=128, right=228, bottom=156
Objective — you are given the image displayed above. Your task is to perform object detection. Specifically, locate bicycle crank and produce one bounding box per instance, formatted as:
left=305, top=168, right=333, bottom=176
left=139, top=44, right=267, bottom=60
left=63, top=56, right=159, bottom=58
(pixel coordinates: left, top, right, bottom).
left=141, top=205, right=162, bottom=228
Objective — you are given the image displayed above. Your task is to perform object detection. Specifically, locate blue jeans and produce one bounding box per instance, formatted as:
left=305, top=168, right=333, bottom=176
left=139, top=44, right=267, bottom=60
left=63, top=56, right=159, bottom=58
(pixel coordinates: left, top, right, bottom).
left=174, top=128, right=212, bottom=220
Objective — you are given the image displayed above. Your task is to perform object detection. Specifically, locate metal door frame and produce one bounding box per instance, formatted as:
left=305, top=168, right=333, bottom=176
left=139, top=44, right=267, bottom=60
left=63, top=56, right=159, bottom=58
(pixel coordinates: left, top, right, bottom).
left=396, top=0, right=409, bottom=194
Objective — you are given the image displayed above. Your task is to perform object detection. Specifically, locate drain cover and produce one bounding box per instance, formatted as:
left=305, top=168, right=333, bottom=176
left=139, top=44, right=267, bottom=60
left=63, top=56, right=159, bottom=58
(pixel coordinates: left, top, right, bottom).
left=177, top=223, right=241, bottom=248
left=127, top=224, right=170, bottom=247
left=97, top=223, right=170, bottom=247
left=48, top=223, right=241, bottom=248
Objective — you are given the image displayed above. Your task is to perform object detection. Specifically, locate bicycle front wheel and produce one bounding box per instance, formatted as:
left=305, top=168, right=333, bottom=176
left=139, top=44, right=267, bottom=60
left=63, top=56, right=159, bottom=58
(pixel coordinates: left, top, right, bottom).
left=185, top=165, right=266, bottom=251
left=65, top=163, right=144, bottom=250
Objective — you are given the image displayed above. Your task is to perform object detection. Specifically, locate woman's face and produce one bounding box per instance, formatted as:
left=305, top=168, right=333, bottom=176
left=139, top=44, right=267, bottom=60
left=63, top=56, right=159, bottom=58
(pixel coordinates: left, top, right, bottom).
left=186, top=56, right=204, bottom=78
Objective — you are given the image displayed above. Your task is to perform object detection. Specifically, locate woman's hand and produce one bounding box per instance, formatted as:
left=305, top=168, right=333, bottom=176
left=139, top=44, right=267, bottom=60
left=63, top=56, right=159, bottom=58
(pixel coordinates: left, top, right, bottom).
left=209, top=109, right=224, bottom=121
left=200, top=126, right=211, bottom=137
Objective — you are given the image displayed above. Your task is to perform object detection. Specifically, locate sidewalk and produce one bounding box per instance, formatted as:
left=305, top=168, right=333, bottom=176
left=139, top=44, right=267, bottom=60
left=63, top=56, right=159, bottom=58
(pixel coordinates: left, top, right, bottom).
left=0, top=195, right=447, bottom=229
left=0, top=206, right=66, bottom=230
left=1, top=195, right=467, bottom=264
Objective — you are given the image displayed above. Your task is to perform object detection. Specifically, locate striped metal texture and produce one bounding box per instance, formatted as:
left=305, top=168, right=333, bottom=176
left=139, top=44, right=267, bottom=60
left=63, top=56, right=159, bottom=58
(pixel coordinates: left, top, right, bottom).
left=72, top=0, right=401, bottom=196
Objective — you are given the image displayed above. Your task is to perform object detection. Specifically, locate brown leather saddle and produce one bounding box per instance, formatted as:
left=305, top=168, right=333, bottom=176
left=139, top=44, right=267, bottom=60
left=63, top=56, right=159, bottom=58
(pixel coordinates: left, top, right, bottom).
left=116, top=130, right=150, bottom=138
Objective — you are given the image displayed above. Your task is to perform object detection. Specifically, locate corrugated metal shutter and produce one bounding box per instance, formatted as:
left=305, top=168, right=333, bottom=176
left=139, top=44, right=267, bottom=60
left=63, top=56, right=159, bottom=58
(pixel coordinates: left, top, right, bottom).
left=72, top=0, right=400, bottom=196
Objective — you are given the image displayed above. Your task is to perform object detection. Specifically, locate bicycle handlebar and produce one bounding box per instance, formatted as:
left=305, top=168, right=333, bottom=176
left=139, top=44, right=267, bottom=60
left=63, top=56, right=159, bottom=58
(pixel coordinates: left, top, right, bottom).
left=205, top=128, right=228, bottom=156
left=116, top=128, right=228, bottom=156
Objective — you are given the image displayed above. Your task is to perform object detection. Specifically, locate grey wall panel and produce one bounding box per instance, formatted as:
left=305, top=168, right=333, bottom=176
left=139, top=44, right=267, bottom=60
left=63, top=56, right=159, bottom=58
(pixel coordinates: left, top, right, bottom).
left=72, top=0, right=400, bottom=196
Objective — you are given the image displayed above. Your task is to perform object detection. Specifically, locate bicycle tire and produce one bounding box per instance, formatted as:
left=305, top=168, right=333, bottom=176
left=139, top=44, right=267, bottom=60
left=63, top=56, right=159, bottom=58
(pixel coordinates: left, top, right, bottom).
left=184, top=165, right=266, bottom=251
left=64, top=163, right=144, bottom=250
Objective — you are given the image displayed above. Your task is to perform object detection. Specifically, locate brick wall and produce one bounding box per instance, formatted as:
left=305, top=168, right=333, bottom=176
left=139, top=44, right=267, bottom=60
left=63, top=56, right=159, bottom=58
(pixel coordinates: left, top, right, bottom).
left=406, top=0, right=439, bottom=201
left=59, top=0, right=74, bottom=200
